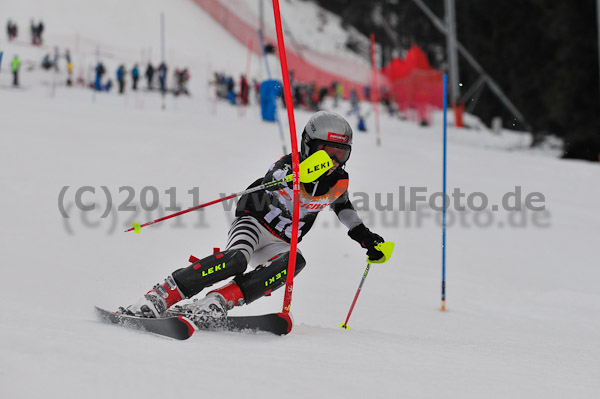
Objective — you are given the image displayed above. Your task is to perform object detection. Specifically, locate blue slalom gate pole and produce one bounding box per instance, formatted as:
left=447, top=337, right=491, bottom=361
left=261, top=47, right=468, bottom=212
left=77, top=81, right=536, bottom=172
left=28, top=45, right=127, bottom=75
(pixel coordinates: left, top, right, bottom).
left=0, top=51, right=3, bottom=71
left=441, top=74, right=448, bottom=312
left=258, top=29, right=287, bottom=155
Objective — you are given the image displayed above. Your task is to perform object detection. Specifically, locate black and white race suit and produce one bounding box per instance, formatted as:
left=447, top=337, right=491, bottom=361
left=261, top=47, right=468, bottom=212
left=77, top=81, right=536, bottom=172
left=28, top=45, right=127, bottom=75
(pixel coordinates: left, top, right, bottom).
left=235, top=153, right=363, bottom=243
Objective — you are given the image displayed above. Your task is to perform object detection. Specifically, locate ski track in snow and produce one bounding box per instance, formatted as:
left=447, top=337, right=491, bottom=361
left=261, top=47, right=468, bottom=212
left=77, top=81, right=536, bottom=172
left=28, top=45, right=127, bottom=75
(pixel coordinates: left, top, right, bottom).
left=1, top=1, right=599, bottom=398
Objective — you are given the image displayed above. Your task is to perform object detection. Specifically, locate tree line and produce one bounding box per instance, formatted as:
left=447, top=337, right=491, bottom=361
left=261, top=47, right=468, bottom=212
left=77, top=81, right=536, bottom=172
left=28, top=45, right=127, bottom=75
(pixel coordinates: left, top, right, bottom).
left=316, top=0, right=600, bottom=161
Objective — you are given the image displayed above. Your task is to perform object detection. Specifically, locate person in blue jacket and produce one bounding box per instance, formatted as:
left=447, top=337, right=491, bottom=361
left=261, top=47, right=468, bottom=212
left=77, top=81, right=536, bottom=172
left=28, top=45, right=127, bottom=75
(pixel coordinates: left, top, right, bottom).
left=131, top=64, right=140, bottom=91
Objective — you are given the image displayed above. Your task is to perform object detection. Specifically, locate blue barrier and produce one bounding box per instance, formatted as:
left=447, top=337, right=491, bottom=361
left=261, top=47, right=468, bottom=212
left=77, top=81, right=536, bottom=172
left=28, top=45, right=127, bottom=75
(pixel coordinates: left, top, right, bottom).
left=260, top=80, right=282, bottom=122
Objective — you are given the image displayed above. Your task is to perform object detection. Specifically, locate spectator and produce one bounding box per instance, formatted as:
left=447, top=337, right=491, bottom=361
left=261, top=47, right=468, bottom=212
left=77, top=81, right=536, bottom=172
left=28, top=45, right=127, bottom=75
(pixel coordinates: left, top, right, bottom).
left=30, top=19, right=35, bottom=44
left=116, top=64, right=126, bottom=94
left=240, top=74, right=249, bottom=105
left=11, top=55, right=21, bottom=87
left=264, top=43, right=276, bottom=54
left=380, top=88, right=394, bottom=116
left=37, top=21, right=44, bottom=45
left=174, top=68, right=190, bottom=96
left=363, top=86, right=371, bottom=101
left=336, top=82, right=344, bottom=102
left=145, top=63, right=155, bottom=90
left=65, top=49, right=73, bottom=86
left=348, top=88, right=359, bottom=116
left=293, top=84, right=303, bottom=108
left=158, top=62, right=167, bottom=93
left=31, top=20, right=44, bottom=45
left=226, top=76, right=234, bottom=97
left=217, top=73, right=228, bottom=98
left=317, top=86, right=329, bottom=109
left=226, top=76, right=236, bottom=104
left=41, top=54, right=53, bottom=70
left=331, top=81, right=339, bottom=107
left=7, top=19, right=18, bottom=41
left=357, top=115, right=367, bottom=132
left=53, top=47, right=60, bottom=71
left=67, top=60, right=74, bottom=86
left=253, top=79, right=260, bottom=103
left=94, top=62, right=106, bottom=91
left=131, top=64, right=139, bottom=90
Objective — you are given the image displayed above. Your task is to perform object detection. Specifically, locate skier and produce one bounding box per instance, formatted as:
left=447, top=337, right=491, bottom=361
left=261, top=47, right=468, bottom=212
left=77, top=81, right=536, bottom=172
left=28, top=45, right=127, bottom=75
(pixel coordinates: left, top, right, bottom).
left=120, top=111, right=388, bottom=326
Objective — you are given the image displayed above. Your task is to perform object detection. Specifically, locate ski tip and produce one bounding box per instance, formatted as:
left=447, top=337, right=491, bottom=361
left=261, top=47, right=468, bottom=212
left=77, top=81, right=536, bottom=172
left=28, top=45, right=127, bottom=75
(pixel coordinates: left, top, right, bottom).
left=95, top=306, right=119, bottom=323
left=177, top=316, right=196, bottom=338
left=95, top=306, right=112, bottom=315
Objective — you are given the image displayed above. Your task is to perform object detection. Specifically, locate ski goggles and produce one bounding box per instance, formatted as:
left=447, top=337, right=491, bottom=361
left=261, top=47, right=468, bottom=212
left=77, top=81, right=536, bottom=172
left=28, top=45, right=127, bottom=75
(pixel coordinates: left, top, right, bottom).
left=310, top=140, right=351, bottom=165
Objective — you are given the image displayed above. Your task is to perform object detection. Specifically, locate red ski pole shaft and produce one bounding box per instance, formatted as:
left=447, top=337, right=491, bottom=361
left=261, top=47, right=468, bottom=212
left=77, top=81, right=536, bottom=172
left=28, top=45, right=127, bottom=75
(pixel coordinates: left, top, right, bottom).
left=124, top=177, right=286, bottom=232
left=341, top=263, right=371, bottom=329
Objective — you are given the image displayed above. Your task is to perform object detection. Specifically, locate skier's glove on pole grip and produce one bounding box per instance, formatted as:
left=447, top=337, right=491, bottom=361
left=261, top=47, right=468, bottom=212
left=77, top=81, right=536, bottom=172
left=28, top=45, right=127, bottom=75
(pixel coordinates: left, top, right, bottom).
left=348, top=223, right=385, bottom=261
left=264, top=180, right=288, bottom=191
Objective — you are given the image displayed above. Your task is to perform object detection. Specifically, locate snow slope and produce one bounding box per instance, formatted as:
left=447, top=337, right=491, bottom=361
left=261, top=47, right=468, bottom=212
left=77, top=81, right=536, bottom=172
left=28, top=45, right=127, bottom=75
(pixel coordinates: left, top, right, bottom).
left=1, top=1, right=599, bottom=398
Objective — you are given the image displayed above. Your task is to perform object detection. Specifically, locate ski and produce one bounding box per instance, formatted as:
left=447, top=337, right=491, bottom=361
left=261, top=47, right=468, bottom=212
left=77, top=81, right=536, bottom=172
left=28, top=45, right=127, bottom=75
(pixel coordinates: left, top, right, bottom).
left=95, top=307, right=195, bottom=340
left=166, top=310, right=293, bottom=336
left=96, top=307, right=292, bottom=339
left=213, top=312, right=292, bottom=335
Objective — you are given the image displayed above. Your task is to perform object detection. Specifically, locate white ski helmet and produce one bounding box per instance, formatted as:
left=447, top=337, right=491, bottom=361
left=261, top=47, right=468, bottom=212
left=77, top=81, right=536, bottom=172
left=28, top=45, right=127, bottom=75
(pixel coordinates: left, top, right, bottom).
left=301, top=111, right=353, bottom=165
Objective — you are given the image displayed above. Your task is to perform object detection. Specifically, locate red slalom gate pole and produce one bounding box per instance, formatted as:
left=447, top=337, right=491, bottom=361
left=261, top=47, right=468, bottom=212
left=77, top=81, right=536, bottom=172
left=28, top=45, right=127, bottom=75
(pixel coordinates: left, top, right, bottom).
left=272, top=0, right=301, bottom=314
left=370, top=33, right=381, bottom=146
left=245, top=39, right=253, bottom=81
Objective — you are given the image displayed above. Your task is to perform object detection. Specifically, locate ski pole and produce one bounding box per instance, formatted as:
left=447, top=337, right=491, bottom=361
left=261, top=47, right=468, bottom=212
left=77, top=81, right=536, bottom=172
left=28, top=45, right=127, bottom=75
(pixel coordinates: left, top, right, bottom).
left=339, top=262, right=371, bottom=330
left=126, top=150, right=333, bottom=233
left=125, top=176, right=287, bottom=233
left=340, top=241, right=395, bottom=330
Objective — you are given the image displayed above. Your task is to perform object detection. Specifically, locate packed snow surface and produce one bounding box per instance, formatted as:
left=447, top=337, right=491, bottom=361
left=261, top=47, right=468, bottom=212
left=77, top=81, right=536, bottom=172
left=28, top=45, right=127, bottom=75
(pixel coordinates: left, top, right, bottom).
left=1, top=1, right=598, bottom=398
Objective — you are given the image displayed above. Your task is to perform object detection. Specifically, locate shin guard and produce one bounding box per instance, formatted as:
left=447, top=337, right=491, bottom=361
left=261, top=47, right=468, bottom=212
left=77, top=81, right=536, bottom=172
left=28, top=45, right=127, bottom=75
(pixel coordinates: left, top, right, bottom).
left=172, top=249, right=247, bottom=298
left=234, top=252, right=306, bottom=304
